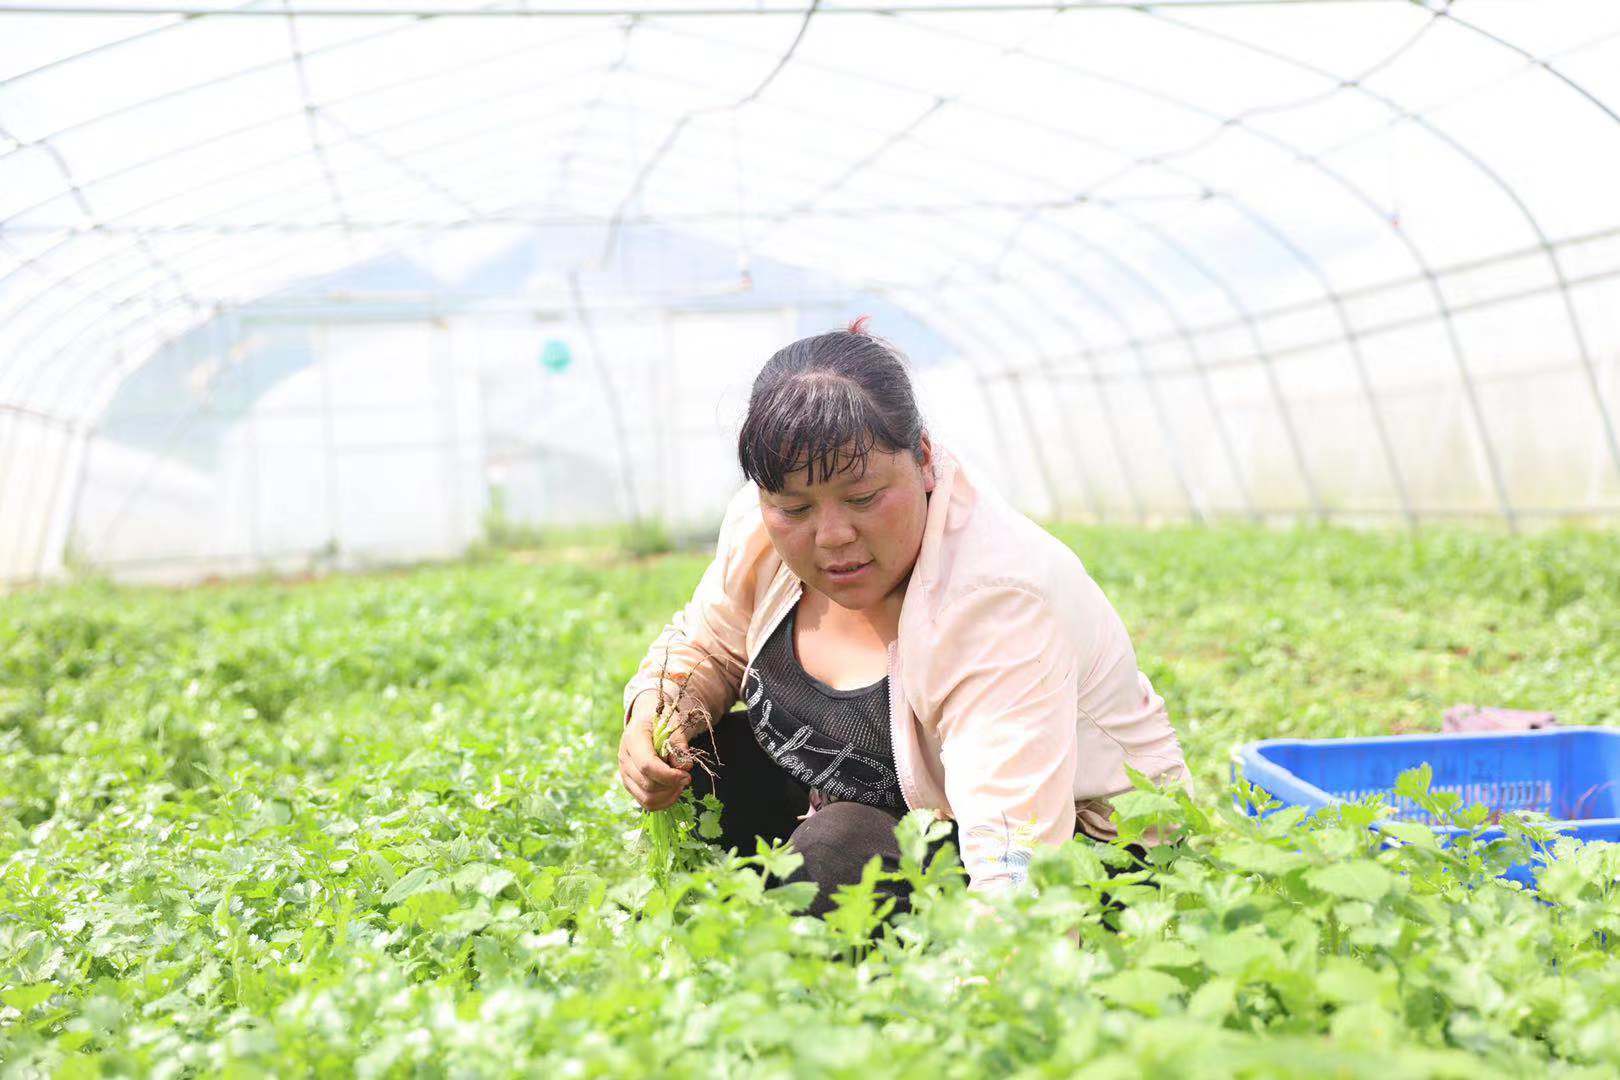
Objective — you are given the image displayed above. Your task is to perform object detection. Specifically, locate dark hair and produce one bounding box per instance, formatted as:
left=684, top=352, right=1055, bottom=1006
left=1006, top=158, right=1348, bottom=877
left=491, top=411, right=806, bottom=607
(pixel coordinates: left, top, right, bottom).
left=737, top=316, right=927, bottom=493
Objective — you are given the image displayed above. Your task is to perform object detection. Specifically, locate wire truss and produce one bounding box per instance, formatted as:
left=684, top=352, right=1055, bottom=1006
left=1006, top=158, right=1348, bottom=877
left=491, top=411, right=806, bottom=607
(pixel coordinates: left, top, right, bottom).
left=3, top=0, right=1620, bottom=581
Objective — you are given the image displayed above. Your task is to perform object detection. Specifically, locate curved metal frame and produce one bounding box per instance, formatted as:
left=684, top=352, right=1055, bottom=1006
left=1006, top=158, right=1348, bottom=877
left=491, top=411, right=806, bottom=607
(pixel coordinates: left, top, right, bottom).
left=2, top=1, right=1619, bottom=580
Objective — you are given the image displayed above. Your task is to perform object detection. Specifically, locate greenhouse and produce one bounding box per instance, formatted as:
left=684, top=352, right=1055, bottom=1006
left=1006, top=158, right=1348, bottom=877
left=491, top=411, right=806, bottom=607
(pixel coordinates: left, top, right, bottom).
left=3, top=1, right=1620, bottom=1075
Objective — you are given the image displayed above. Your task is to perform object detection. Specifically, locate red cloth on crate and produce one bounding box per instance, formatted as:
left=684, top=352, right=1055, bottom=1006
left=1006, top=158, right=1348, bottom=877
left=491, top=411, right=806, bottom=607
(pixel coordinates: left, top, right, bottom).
left=1442, top=704, right=1558, bottom=733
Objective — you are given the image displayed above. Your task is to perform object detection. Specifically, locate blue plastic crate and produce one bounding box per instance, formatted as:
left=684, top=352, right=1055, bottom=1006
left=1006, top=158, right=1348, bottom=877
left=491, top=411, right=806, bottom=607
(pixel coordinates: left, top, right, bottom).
left=1232, top=728, right=1620, bottom=887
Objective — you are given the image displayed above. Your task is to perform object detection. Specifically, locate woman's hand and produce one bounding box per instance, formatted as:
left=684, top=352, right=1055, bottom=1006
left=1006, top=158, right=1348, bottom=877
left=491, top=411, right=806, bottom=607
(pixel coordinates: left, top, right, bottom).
left=618, top=696, right=693, bottom=811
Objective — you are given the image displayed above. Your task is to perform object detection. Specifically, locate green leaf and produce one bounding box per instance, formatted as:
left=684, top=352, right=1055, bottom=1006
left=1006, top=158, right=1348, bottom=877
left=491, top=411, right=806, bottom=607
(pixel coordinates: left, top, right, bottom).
left=382, top=866, right=440, bottom=904
left=1198, top=931, right=1282, bottom=978
left=388, top=887, right=459, bottom=929
left=1317, top=958, right=1396, bottom=1006
left=1093, top=969, right=1183, bottom=1015
left=476, top=868, right=516, bottom=899
left=1218, top=840, right=1310, bottom=876
left=2, top=983, right=57, bottom=1011
left=698, top=808, right=723, bottom=840
left=894, top=808, right=952, bottom=866
left=1380, top=821, right=1440, bottom=849
left=1138, top=940, right=1200, bottom=970
left=763, top=881, right=819, bottom=913
left=752, top=838, right=805, bottom=881
left=1394, top=764, right=1433, bottom=802
left=1110, top=790, right=1180, bottom=821
left=1187, top=977, right=1236, bottom=1021
left=1306, top=859, right=1394, bottom=903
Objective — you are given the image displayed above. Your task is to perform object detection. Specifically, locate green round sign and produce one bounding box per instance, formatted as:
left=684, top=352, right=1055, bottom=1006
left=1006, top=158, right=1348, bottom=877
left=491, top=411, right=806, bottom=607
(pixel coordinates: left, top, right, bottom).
left=540, top=339, right=573, bottom=373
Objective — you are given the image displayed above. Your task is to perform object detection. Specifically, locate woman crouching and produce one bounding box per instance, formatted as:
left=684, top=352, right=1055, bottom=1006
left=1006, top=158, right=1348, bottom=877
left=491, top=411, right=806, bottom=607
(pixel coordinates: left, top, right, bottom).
left=618, top=318, right=1190, bottom=918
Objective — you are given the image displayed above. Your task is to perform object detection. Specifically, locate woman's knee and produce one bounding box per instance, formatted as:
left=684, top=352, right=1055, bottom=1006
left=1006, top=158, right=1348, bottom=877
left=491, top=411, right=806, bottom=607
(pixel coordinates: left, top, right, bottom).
left=793, top=801, right=900, bottom=856
left=784, top=801, right=905, bottom=917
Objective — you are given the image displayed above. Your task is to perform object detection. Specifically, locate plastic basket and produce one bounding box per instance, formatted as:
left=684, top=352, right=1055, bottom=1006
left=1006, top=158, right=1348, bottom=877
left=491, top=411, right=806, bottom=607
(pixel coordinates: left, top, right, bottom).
left=1232, top=728, right=1620, bottom=887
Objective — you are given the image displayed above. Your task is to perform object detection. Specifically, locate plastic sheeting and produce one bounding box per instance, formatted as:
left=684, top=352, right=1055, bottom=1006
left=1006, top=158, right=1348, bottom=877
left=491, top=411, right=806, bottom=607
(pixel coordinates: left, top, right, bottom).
left=3, top=1, right=1620, bottom=581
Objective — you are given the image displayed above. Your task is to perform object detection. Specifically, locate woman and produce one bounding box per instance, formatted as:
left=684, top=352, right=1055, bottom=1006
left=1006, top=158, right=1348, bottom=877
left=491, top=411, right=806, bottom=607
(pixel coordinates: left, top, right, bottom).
left=618, top=318, right=1189, bottom=917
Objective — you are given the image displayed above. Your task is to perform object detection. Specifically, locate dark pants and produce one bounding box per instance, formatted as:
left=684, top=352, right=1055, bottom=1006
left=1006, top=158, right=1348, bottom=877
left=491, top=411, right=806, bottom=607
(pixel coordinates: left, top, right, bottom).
left=685, top=710, right=953, bottom=918
left=686, top=710, right=1145, bottom=922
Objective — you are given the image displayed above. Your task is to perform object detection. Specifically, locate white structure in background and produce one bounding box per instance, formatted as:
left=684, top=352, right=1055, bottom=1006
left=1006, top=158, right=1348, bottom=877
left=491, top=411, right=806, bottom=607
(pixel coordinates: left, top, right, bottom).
left=4, top=3, right=1620, bottom=582
left=36, top=227, right=971, bottom=583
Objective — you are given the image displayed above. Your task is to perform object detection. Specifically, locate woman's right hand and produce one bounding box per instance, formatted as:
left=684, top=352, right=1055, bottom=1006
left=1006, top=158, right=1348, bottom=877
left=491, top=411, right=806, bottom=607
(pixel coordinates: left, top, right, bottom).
left=618, top=696, right=693, bottom=811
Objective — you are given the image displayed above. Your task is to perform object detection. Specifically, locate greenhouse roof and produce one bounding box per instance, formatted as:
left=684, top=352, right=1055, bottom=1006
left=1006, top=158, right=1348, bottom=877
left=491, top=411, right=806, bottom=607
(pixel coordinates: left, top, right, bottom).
left=3, top=1, right=1620, bottom=572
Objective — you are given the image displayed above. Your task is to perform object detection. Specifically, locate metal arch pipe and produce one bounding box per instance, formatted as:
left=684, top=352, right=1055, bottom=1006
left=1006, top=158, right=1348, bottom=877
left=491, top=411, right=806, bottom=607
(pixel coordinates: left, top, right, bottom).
left=0, top=52, right=618, bottom=333
left=0, top=37, right=620, bottom=373
left=0, top=24, right=1317, bottom=420
left=0, top=233, right=132, bottom=549
left=918, top=208, right=1161, bottom=524
left=31, top=416, right=94, bottom=580
left=0, top=91, right=605, bottom=262
left=657, top=8, right=1427, bottom=521
left=15, top=133, right=1044, bottom=419
left=910, top=274, right=1148, bottom=523
left=57, top=194, right=1127, bottom=540
left=26, top=228, right=1172, bottom=537
left=0, top=176, right=1276, bottom=537
left=596, top=0, right=824, bottom=266
left=1020, top=224, right=1259, bottom=521
left=0, top=12, right=610, bottom=167
left=648, top=11, right=1456, bottom=521
left=1141, top=1, right=1620, bottom=512
left=2, top=40, right=1003, bottom=402
left=0, top=122, right=202, bottom=366
left=1092, top=200, right=1326, bottom=521
left=541, top=20, right=640, bottom=217
left=1014, top=251, right=1204, bottom=521
left=887, top=256, right=1091, bottom=521
left=870, top=286, right=1111, bottom=521
left=930, top=266, right=1164, bottom=524
left=892, top=9, right=1521, bottom=526
left=0, top=324, right=119, bottom=576
left=566, top=269, right=642, bottom=523
left=965, top=213, right=1115, bottom=524
left=933, top=293, right=1117, bottom=523
left=915, top=212, right=1206, bottom=523
left=763, top=155, right=1247, bottom=522
left=0, top=122, right=602, bottom=399
left=1207, top=197, right=1417, bottom=526
left=19, top=166, right=1082, bottom=557
left=618, top=41, right=1209, bottom=520
left=15, top=89, right=1205, bottom=524
left=894, top=306, right=1056, bottom=514
left=2, top=0, right=290, bottom=89
left=1383, top=2, right=1620, bottom=492
left=885, top=201, right=1141, bottom=523
left=2, top=8, right=1607, bottom=402
left=757, top=210, right=1093, bottom=520
left=9, top=11, right=1581, bottom=527
left=0, top=1, right=1426, bottom=13
left=0, top=91, right=620, bottom=415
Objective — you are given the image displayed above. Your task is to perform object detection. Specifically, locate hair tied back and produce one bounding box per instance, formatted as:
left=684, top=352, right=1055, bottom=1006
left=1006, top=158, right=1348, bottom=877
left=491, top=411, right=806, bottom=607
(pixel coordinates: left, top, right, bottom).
left=846, top=314, right=873, bottom=336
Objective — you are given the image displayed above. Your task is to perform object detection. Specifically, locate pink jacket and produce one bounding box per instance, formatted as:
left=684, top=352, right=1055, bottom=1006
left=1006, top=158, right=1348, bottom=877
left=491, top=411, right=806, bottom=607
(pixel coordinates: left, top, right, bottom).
left=622, top=441, right=1191, bottom=894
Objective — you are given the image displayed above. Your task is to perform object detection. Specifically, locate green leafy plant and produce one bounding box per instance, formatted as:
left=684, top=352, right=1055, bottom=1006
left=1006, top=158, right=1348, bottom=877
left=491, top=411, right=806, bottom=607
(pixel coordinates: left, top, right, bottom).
left=3, top=526, right=1619, bottom=1075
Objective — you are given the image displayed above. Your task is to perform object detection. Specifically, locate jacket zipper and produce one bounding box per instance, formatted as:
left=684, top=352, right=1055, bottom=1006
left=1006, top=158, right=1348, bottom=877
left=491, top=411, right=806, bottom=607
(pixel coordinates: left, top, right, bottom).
left=887, top=638, right=914, bottom=812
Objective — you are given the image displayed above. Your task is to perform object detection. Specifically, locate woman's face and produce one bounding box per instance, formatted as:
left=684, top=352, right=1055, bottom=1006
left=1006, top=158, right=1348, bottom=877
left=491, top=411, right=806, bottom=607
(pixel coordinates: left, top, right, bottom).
left=758, top=436, right=936, bottom=616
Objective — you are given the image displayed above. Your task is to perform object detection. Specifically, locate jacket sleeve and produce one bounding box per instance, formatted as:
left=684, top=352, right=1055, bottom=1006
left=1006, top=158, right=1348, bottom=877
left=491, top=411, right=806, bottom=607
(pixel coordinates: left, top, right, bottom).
left=1071, top=646, right=1193, bottom=844
left=1070, top=599, right=1193, bottom=844
left=621, top=483, right=763, bottom=731
left=929, top=585, right=1081, bottom=896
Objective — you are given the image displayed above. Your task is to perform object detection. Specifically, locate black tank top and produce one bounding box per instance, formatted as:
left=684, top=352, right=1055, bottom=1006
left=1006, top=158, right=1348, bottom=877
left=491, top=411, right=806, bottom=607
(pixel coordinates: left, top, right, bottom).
left=740, top=599, right=904, bottom=813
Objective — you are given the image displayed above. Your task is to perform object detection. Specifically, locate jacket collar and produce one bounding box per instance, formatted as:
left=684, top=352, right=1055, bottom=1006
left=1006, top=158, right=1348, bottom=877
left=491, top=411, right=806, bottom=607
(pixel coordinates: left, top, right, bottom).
left=910, top=439, right=971, bottom=603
